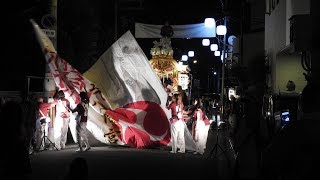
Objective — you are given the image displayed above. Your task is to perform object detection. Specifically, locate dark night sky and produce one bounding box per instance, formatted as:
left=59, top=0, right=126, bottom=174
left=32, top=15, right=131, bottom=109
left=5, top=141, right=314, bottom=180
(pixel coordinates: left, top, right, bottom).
left=1, top=0, right=241, bottom=91
left=2, top=1, right=46, bottom=91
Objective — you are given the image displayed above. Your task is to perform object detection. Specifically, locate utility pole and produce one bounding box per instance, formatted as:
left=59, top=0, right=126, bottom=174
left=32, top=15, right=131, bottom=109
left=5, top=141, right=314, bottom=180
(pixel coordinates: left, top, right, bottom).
left=43, top=0, right=57, bottom=98
left=43, top=0, right=58, bottom=141
left=220, top=16, right=227, bottom=122
left=114, top=0, right=118, bottom=41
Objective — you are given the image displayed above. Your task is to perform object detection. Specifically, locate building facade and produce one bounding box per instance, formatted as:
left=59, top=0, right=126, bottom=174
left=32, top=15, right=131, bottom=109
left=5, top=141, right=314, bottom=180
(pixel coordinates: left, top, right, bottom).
left=265, top=0, right=310, bottom=93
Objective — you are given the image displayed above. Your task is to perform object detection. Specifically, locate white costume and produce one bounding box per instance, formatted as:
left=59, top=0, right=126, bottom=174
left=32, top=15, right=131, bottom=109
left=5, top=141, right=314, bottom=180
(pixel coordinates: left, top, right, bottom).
left=167, top=99, right=186, bottom=153
left=171, top=104, right=185, bottom=153
left=54, top=99, right=70, bottom=150
left=194, top=109, right=210, bottom=154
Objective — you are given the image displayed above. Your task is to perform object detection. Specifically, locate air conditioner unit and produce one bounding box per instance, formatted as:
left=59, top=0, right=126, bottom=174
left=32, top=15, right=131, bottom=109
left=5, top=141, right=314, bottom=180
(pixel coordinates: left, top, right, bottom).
left=289, top=14, right=311, bottom=52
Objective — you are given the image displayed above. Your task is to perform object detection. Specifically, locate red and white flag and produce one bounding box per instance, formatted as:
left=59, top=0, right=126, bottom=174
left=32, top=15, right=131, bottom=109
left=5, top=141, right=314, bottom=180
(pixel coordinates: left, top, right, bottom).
left=83, top=31, right=173, bottom=148
left=31, top=20, right=177, bottom=148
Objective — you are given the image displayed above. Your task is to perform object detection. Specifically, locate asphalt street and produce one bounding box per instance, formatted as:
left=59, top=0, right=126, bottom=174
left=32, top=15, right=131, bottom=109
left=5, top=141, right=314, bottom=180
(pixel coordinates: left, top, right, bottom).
left=26, top=127, right=236, bottom=180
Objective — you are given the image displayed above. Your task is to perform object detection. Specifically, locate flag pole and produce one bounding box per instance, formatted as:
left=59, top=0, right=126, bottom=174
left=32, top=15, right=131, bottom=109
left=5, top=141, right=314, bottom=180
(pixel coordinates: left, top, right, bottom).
left=43, top=0, right=58, bottom=98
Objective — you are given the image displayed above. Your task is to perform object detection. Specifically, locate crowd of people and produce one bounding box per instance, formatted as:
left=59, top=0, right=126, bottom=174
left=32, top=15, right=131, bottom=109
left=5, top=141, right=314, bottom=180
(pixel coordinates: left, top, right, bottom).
left=0, top=89, right=91, bottom=156
left=0, top=90, right=92, bottom=178
left=30, top=90, right=91, bottom=153
left=163, top=79, right=220, bottom=155
left=0, top=79, right=238, bottom=177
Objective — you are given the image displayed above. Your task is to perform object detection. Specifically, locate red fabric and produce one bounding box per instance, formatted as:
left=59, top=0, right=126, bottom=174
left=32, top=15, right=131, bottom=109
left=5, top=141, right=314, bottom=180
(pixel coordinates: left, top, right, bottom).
left=169, top=117, right=178, bottom=124
left=38, top=103, right=51, bottom=119
left=106, top=101, right=171, bottom=148
left=204, top=116, right=210, bottom=125
left=49, top=53, right=82, bottom=104
left=193, top=109, right=210, bottom=125
left=167, top=102, right=184, bottom=121
left=167, top=101, right=178, bottom=117
left=193, top=109, right=205, bottom=120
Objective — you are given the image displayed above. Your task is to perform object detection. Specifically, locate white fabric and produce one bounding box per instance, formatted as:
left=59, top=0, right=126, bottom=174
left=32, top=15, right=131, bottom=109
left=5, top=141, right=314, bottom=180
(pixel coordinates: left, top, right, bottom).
left=83, top=31, right=172, bottom=145
left=135, top=23, right=216, bottom=38
left=197, top=111, right=201, bottom=121
left=56, top=100, right=69, bottom=118
left=171, top=120, right=185, bottom=153
left=183, top=122, right=197, bottom=151
left=176, top=105, right=182, bottom=119
left=194, top=119, right=209, bottom=154
left=55, top=100, right=76, bottom=147
left=84, top=31, right=167, bottom=110
left=54, top=116, right=70, bottom=150
left=32, top=19, right=196, bottom=149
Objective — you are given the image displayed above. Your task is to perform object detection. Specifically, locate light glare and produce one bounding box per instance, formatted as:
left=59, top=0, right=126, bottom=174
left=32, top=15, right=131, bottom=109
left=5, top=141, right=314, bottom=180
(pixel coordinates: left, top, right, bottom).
left=204, top=18, right=215, bottom=28
left=217, top=25, right=227, bottom=35
left=202, top=39, right=210, bottom=46
left=210, top=44, right=218, bottom=51
left=188, top=51, right=194, bottom=57
left=182, top=55, right=188, bottom=61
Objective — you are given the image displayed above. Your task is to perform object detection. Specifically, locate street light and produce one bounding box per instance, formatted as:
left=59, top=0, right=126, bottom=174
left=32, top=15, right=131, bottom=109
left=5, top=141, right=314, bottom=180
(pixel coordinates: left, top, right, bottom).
left=210, top=44, right=218, bottom=51
left=188, top=51, right=195, bottom=57
left=204, top=17, right=227, bottom=122
left=216, top=25, right=227, bottom=35
left=202, top=39, right=210, bottom=46
left=181, top=55, right=188, bottom=61
left=204, top=18, right=215, bottom=27
left=214, top=50, right=221, bottom=56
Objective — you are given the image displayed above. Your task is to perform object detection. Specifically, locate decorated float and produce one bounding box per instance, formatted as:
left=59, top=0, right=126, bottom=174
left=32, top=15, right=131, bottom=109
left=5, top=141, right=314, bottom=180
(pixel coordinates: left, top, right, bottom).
left=149, top=37, right=189, bottom=91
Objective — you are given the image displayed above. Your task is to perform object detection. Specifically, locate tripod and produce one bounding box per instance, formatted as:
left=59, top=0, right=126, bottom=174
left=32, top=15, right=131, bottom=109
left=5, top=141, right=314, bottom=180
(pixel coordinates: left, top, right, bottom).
left=39, top=123, right=59, bottom=151
left=206, top=121, right=228, bottom=160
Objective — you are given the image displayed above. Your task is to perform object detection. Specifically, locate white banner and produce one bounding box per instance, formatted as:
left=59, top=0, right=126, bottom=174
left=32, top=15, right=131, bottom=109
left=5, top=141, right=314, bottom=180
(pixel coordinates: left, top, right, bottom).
left=135, top=22, right=216, bottom=38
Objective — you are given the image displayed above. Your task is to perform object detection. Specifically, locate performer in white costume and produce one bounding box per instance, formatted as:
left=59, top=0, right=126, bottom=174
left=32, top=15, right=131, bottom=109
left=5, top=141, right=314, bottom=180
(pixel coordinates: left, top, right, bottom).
left=193, top=105, right=210, bottom=154
left=54, top=90, right=71, bottom=150
left=167, top=94, right=185, bottom=153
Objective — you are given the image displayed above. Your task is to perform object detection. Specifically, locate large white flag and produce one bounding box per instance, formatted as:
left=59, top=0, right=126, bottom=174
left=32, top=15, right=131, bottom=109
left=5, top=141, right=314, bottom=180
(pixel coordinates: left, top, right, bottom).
left=32, top=19, right=195, bottom=149
left=83, top=31, right=173, bottom=148
left=84, top=31, right=196, bottom=150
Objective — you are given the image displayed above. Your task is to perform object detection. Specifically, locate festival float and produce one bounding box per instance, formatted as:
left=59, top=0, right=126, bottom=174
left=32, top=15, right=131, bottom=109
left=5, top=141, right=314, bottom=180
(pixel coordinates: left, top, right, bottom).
left=149, top=37, right=189, bottom=91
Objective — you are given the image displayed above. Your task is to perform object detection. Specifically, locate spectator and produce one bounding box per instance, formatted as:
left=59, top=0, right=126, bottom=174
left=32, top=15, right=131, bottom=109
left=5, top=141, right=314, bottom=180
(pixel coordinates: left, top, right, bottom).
left=69, top=92, right=91, bottom=152
left=64, top=157, right=88, bottom=180
left=0, top=101, right=32, bottom=178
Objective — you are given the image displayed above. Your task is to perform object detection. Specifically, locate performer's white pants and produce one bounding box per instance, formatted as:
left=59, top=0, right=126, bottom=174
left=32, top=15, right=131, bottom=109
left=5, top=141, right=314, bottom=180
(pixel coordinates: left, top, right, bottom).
left=54, top=117, right=70, bottom=150
left=195, top=120, right=210, bottom=154
left=76, top=121, right=90, bottom=150
left=171, top=119, right=185, bottom=153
